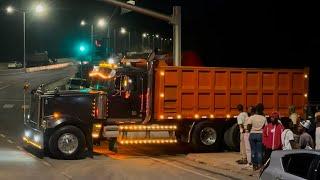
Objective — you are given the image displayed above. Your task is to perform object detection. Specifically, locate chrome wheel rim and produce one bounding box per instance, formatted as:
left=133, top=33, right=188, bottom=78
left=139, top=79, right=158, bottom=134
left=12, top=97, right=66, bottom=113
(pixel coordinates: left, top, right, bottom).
left=200, top=127, right=217, bottom=145
left=58, top=133, right=79, bottom=155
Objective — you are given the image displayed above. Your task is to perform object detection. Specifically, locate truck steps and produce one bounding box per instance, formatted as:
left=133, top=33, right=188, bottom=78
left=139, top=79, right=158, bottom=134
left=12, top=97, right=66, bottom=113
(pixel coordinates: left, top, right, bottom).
left=118, top=125, right=177, bottom=145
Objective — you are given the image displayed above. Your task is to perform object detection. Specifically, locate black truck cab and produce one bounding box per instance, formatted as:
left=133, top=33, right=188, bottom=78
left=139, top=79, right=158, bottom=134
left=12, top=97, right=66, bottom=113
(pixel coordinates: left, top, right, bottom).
left=24, top=87, right=107, bottom=159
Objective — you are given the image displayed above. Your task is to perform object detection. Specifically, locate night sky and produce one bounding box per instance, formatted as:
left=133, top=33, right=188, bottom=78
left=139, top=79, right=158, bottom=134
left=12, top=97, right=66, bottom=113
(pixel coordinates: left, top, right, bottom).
left=0, top=0, right=319, bottom=102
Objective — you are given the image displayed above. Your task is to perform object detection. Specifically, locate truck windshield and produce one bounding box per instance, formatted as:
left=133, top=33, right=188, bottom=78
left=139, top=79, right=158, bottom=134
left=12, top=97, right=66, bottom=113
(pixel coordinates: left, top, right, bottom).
left=90, top=77, right=114, bottom=91
left=29, top=94, right=39, bottom=123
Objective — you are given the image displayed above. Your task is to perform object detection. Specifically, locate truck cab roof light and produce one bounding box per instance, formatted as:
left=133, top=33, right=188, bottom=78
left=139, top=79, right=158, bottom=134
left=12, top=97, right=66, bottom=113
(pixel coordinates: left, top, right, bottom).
left=53, top=112, right=60, bottom=119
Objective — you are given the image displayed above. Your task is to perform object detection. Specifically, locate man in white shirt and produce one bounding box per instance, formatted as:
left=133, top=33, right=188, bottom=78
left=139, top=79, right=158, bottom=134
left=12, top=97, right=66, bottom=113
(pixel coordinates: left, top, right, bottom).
left=281, top=119, right=295, bottom=150
left=236, top=104, right=248, bottom=164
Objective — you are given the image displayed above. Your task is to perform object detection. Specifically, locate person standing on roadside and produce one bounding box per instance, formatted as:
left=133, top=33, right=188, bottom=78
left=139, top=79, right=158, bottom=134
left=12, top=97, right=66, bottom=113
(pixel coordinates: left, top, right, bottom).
left=236, top=104, right=249, bottom=164
left=315, top=113, right=320, bottom=150
left=263, top=111, right=284, bottom=163
left=289, top=105, right=299, bottom=126
left=299, top=120, right=314, bottom=149
left=243, top=105, right=255, bottom=168
left=281, top=119, right=295, bottom=150
left=248, top=103, right=267, bottom=171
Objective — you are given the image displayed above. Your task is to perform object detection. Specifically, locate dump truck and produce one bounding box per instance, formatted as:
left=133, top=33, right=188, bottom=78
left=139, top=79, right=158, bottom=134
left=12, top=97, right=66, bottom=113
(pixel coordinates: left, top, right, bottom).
left=90, top=53, right=309, bottom=151
left=24, top=53, right=309, bottom=159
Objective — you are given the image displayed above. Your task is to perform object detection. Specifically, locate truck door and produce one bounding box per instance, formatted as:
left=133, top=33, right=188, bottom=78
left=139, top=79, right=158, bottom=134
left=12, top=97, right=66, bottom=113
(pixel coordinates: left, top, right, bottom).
left=108, top=74, right=144, bottom=123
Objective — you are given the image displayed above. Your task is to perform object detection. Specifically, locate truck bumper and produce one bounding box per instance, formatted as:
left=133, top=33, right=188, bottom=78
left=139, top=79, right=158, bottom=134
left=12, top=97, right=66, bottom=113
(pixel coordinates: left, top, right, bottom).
left=23, top=125, right=44, bottom=150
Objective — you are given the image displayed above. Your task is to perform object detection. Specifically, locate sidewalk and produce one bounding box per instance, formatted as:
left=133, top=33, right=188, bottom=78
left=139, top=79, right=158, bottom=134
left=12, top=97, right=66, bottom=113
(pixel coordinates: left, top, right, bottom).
left=186, top=152, right=259, bottom=179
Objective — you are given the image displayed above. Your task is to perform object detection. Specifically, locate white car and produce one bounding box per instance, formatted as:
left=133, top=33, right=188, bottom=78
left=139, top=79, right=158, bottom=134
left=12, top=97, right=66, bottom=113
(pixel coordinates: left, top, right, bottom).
left=260, top=150, right=320, bottom=180
left=8, top=61, right=23, bottom=69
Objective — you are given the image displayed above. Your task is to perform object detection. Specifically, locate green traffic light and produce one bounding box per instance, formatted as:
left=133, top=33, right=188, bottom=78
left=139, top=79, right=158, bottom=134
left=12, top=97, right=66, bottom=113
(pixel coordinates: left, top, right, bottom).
left=79, top=46, right=85, bottom=52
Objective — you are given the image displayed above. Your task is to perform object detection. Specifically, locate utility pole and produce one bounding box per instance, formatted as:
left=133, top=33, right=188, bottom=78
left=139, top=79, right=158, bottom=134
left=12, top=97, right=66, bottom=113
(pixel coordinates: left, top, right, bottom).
left=99, top=0, right=181, bottom=66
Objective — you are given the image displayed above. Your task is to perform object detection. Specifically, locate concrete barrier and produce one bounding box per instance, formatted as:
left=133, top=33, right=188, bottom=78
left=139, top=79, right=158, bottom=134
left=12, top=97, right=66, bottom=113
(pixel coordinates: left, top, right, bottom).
left=26, top=62, right=72, bottom=73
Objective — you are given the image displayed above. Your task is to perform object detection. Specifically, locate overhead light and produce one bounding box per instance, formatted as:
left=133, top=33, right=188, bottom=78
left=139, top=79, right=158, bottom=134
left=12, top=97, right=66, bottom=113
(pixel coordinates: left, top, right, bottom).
left=35, top=4, right=45, bottom=13
left=6, top=6, right=14, bottom=14
left=80, top=20, right=86, bottom=26
left=120, top=27, right=127, bottom=34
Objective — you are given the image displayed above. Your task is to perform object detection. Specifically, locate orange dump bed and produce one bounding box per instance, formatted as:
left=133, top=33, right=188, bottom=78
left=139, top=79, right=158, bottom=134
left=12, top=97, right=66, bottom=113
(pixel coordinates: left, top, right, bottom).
left=154, top=65, right=309, bottom=120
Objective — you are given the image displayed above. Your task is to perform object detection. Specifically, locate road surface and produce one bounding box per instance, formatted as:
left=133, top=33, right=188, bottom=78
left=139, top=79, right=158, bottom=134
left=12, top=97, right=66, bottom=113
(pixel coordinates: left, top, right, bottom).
left=0, top=65, right=254, bottom=180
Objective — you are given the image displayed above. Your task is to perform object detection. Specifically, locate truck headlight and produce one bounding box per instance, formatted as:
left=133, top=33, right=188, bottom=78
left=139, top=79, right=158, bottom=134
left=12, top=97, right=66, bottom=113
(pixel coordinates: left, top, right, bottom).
left=33, top=135, right=41, bottom=143
left=24, top=130, right=31, bottom=138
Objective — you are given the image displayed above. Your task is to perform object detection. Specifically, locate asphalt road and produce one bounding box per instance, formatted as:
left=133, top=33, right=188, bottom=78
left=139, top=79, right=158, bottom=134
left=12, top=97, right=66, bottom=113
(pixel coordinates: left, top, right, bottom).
left=0, top=65, right=253, bottom=180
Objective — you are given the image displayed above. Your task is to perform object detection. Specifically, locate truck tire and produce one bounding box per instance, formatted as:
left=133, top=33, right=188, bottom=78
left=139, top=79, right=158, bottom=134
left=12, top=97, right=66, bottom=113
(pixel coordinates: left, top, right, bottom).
left=223, top=123, right=240, bottom=151
left=191, top=122, right=221, bottom=152
left=49, top=125, right=86, bottom=160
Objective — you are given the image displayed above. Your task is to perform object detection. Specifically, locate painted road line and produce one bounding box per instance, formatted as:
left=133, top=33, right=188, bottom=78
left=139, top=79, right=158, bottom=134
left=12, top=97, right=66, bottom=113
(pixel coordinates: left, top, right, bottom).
left=61, top=172, right=72, bottom=180
left=3, top=104, right=14, bottom=109
left=150, top=157, right=219, bottom=180
left=16, top=146, right=23, bottom=151
left=0, top=134, right=6, bottom=138
left=41, top=160, right=52, bottom=167
left=7, top=139, right=14, bottom=144
left=0, top=85, right=10, bottom=90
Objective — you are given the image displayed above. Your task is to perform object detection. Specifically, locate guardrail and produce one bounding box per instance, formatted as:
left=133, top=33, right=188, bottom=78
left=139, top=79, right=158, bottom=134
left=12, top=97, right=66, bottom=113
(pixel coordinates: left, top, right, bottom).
left=26, top=62, right=72, bottom=73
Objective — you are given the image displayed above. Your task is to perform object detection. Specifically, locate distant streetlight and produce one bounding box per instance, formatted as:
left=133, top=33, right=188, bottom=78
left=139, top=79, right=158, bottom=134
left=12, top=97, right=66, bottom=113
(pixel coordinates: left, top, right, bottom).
left=6, top=6, right=13, bottom=14
left=5, top=3, right=47, bottom=72
left=120, top=27, right=127, bottom=34
left=120, top=27, right=131, bottom=51
left=142, top=33, right=147, bottom=38
left=35, top=4, right=45, bottom=13
left=155, top=34, right=159, bottom=38
left=80, top=20, right=86, bottom=26
left=97, top=18, right=106, bottom=28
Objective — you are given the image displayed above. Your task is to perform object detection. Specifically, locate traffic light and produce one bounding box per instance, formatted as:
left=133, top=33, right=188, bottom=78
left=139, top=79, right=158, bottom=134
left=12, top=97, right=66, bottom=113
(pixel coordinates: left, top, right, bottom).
left=78, top=43, right=88, bottom=55
left=79, top=45, right=85, bottom=52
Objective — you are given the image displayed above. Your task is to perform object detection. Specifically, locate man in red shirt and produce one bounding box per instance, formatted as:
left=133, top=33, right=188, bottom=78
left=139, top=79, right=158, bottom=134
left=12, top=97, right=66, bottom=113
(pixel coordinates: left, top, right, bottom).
left=263, top=111, right=284, bottom=163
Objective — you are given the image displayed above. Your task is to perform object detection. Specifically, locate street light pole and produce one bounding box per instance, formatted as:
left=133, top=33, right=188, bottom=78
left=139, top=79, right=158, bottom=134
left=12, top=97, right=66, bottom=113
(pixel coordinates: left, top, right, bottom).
left=23, top=11, right=26, bottom=72
left=128, top=31, right=131, bottom=51
left=91, top=24, right=94, bottom=61
left=113, top=28, right=116, bottom=54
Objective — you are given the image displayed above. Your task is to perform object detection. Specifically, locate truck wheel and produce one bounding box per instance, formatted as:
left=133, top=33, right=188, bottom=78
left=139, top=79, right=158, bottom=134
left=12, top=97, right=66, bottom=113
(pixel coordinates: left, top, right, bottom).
left=49, top=126, right=86, bottom=160
left=191, top=122, right=221, bottom=152
left=223, top=123, right=240, bottom=151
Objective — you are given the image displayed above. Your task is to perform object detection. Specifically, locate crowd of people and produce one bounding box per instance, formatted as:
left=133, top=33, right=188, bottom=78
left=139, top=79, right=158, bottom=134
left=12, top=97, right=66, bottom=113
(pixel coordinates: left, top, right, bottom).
left=236, top=103, right=320, bottom=171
